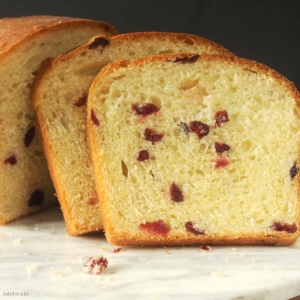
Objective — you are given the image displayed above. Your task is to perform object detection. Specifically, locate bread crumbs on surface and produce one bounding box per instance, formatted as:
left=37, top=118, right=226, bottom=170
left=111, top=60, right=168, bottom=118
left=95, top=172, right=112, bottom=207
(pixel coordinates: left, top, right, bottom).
left=100, top=246, right=107, bottom=251
left=51, top=225, right=55, bottom=232
left=26, top=264, right=38, bottom=275
left=23, top=252, right=31, bottom=256
left=33, top=224, right=39, bottom=231
left=231, top=247, right=237, bottom=252
left=211, top=270, right=224, bottom=277
left=13, top=238, right=23, bottom=245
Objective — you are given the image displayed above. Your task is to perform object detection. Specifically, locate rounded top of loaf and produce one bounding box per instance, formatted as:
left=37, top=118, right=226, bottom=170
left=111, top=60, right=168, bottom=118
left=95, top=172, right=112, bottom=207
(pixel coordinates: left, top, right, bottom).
left=92, top=52, right=300, bottom=106
left=0, top=15, right=117, bottom=58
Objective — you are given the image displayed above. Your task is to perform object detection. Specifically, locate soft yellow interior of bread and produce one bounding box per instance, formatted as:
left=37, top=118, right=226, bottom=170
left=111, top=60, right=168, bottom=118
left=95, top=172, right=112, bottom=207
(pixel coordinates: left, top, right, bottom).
left=0, top=25, right=107, bottom=224
left=90, top=57, right=300, bottom=239
left=35, top=34, right=231, bottom=233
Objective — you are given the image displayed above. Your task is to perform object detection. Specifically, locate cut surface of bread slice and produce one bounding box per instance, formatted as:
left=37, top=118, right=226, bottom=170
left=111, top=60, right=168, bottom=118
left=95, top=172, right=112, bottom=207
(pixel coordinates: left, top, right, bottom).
left=87, top=53, right=300, bottom=246
left=32, top=32, right=232, bottom=235
left=0, top=16, right=117, bottom=225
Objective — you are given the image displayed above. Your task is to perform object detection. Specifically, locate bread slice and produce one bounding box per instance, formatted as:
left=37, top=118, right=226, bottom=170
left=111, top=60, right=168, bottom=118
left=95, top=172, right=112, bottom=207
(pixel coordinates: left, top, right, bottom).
left=32, top=32, right=232, bottom=235
left=87, top=53, right=300, bottom=246
left=0, top=16, right=117, bottom=225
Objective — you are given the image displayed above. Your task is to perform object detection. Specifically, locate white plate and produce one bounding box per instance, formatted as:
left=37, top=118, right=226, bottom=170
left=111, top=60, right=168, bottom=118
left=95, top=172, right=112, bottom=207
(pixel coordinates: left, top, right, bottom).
left=1, top=206, right=300, bottom=300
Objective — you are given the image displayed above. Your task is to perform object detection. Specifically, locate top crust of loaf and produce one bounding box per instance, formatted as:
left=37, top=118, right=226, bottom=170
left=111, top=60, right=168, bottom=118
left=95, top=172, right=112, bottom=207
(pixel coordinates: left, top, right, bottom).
left=0, top=16, right=117, bottom=59
left=92, top=53, right=300, bottom=106
left=33, top=32, right=233, bottom=108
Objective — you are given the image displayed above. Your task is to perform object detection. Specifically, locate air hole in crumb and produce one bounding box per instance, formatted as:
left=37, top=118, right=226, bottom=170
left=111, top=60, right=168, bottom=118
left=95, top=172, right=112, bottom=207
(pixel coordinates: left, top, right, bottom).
left=113, top=74, right=126, bottom=80
left=121, top=160, right=128, bottom=178
left=178, top=79, right=199, bottom=91
left=100, top=85, right=110, bottom=94
left=157, top=49, right=173, bottom=54
left=195, top=168, right=204, bottom=175
left=150, top=95, right=162, bottom=109
left=112, top=89, right=121, bottom=98
left=184, top=38, right=194, bottom=45
left=128, top=51, right=136, bottom=56
left=241, top=140, right=252, bottom=151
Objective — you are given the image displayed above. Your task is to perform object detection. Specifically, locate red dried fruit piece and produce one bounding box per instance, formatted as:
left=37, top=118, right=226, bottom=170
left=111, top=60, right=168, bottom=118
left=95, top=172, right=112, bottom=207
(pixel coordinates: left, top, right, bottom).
left=169, top=182, right=184, bottom=202
left=290, top=162, right=299, bottom=180
left=113, top=247, right=122, bottom=253
left=91, top=109, right=100, bottom=126
left=215, top=110, right=229, bottom=127
left=271, top=222, right=297, bottom=233
left=189, top=121, right=209, bottom=139
left=88, top=37, right=110, bottom=49
left=173, top=54, right=200, bottom=64
left=214, top=156, right=230, bottom=169
left=185, top=221, right=206, bottom=235
left=179, top=122, right=190, bottom=134
left=132, top=103, right=160, bottom=116
left=139, top=219, right=170, bottom=237
left=73, top=93, right=87, bottom=107
left=24, top=126, right=35, bottom=147
left=144, top=128, right=164, bottom=144
left=87, top=194, right=98, bottom=206
left=83, top=255, right=108, bottom=274
left=28, top=189, right=44, bottom=207
left=4, top=154, right=17, bottom=165
left=137, top=150, right=149, bottom=161
left=200, top=245, right=211, bottom=251
left=215, top=142, right=231, bottom=154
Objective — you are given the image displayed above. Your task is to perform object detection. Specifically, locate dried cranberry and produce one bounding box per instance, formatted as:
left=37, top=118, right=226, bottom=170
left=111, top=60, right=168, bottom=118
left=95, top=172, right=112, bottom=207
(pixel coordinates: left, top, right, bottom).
left=215, top=142, right=231, bottom=154
left=169, top=182, right=184, bottom=202
left=185, top=221, right=206, bottom=235
left=290, top=162, right=299, bottom=180
left=214, top=156, right=230, bottom=169
left=83, top=255, right=108, bottom=274
left=88, top=37, right=109, bottom=49
left=28, top=189, right=44, bottom=207
left=137, top=150, right=149, bottom=161
left=91, top=109, right=100, bottom=126
left=113, top=247, right=122, bottom=253
left=189, top=121, right=209, bottom=139
left=139, top=219, right=170, bottom=237
left=271, top=222, right=297, bottom=233
left=179, top=122, right=190, bottom=134
left=200, top=245, right=211, bottom=251
left=73, top=93, right=87, bottom=107
left=215, top=110, right=229, bottom=127
left=24, top=126, right=35, bottom=147
left=173, top=54, right=200, bottom=64
left=87, top=194, right=98, bottom=206
left=4, top=154, right=17, bottom=165
left=132, top=103, right=160, bottom=116
left=144, top=128, right=164, bottom=144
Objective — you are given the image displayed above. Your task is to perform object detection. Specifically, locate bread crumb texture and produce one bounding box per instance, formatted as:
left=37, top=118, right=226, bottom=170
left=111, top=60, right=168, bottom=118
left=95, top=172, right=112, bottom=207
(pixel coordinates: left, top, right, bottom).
left=88, top=54, right=300, bottom=245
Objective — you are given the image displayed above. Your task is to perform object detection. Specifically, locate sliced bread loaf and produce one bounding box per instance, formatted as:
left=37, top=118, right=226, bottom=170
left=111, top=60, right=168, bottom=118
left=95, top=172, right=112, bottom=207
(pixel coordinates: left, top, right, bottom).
left=87, top=53, right=300, bottom=246
left=0, top=16, right=117, bottom=225
left=32, top=32, right=232, bottom=235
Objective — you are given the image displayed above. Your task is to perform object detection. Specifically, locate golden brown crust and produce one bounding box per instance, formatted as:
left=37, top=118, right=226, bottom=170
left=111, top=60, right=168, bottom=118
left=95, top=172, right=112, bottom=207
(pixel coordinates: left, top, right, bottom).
left=88, top=52, right=300, bottom=246
left=92, top=52, right=300, bottom=104
left=0, top=16, right=117, bottom=61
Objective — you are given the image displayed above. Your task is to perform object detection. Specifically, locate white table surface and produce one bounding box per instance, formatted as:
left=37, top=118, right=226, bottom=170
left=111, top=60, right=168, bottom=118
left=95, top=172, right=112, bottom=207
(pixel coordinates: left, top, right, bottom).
left=1, top=205, right=300, bottom=300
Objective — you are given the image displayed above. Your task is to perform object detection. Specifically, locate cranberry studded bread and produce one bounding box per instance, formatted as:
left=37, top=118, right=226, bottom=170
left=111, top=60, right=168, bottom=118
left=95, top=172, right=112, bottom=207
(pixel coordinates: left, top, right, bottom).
left=32, top=32, right=232, bottom=235
left=87, top=53, right=300, bottom=246
left=0, top=16, right=117, bottom=225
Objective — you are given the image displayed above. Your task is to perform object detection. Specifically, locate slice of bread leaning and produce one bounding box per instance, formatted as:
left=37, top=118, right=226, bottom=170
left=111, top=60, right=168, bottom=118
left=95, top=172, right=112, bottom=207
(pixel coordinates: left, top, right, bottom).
left=87, top=53, right=300, bottom=246
left=0, top=16, right=117, bottom=225
left=32, top=32, right=232, bottom=235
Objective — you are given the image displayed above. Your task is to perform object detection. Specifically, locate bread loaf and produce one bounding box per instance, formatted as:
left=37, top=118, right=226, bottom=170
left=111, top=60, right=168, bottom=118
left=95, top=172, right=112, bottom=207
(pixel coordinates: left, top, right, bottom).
left=87, top=53, right=300, bottom=246
left=0, top=16, right=117, bottom=225
left=32, top=32, right=232, bottom=235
